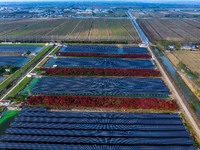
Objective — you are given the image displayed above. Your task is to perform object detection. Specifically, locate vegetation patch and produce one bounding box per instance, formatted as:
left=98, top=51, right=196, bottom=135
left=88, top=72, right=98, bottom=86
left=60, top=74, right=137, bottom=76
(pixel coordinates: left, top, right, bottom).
left=41, top=67, right=161, bottom=77
left=0, top=110, right=19, bottom=125
left=26, top=95, right=178, bottom=111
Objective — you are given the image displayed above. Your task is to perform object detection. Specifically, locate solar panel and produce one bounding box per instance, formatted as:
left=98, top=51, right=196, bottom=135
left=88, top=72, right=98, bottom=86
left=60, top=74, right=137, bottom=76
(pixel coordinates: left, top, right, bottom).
left=44, top=57, right=155, bottom=69
left=0, top=135, right=194, bottom=145
left=59, top=45, right=148, bottom=54
left=0, top=46, right=42, bottom=53
left=18, top=111, right=180, bottom=119
left=6, top=128, right=190, bottom=138
left=0, top=56, right=30, bottom=67
left=30, top=77, right=171, bottom=97
left=14, top=117, right=183, bottom=125
left=0, top=109, right=197, bottom=149
left=0, top=142, right=197, bottom=150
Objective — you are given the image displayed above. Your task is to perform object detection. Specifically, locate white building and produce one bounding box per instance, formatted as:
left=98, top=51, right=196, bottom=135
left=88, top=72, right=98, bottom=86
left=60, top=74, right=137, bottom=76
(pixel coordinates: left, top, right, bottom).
left=0, top=100, right=12, bottom=106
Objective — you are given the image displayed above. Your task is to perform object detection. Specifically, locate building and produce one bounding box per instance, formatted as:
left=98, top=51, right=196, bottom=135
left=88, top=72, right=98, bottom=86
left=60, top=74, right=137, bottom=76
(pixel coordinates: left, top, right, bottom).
left=168, top=45, right=175, bottom=50
left=181, top=45, right=197, bottom=50
left=0, top=100, right=12, bottom=106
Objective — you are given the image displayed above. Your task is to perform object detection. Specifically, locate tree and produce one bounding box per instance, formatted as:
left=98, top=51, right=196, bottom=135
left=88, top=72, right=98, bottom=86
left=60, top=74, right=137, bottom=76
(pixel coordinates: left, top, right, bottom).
left=26, top=50, right=31, bottom=55
left=0, top=66, right=5, bottom=74
left=174, top=42, right=181, bottom=50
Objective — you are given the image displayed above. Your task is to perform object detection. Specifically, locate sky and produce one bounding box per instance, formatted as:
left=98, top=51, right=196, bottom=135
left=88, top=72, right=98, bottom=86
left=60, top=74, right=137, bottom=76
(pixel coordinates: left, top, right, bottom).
left=1, top=0, right=200, bottom=2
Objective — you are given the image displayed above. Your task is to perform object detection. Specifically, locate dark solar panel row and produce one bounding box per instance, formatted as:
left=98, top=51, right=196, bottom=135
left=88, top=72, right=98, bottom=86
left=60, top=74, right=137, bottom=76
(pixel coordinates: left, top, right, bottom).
left=10, top=122, right=186, bottom=131
left=0, top=46, right=42, bottom=53
left=21, top=107, right=47, bottom=112
left=14, top=117, right=183, bottom=125
left=6, top=128, right=190, bottom=138
left=0, top=56, right=29, bottom=67
left=18, top=111, right=180, bottom=119
left=59, top=45, right=148, bottom=54
left=0, top=135, right=195, bottom=145
left=44, top=57, right=155, bottom=69
left=0, top=142, right=196, bottom=150
left=31, top=77, right=170, bottom=97
left=0, top=109, right=197, bottom=149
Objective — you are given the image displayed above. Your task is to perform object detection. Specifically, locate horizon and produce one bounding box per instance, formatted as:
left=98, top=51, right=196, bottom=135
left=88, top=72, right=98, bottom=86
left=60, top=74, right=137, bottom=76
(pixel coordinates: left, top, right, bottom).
left=1, top=0, right=200, bottom=3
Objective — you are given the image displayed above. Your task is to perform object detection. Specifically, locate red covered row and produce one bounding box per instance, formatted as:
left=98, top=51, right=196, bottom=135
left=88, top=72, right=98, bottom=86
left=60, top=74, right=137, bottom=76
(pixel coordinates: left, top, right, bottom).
left=56, top=52, right=152, bottom=59
left=26, top=95, right=178, bottom=110
left=41, top=68, right=161, bottom=77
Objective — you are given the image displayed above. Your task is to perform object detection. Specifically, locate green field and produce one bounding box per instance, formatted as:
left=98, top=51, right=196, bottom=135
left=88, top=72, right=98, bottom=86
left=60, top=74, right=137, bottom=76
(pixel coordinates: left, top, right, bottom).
left=21, top=78, right=39, bottom=96
left=0, top=110, right=19, bottom=134
left=0, top=43, right=45, bottom=46
left=0, top=18, right=140, bottom=43
left=8, top=77, right=32, bottom=97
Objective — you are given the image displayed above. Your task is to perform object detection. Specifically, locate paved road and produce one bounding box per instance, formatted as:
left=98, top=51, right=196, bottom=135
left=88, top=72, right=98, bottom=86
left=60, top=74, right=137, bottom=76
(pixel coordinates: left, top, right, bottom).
left=127, top=10, right=200, bottom=139
left=127, top=11, right=150, bottom=45
left=0, top=46, right=58, bottom=101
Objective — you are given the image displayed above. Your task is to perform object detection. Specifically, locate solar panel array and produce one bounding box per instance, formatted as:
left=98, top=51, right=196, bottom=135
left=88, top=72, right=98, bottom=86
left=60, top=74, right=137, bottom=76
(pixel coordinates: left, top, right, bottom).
left=0, top=56, right=30, bottom=67
left=0, top=46, right=42, bottom=53
left=0, top=76, right=4, bottom=82
left=59, top=45, right=148, bottom=54
left=44, top=57, right=155, bottom=69
left=30, top=76, right=170, bottom=97
left=0, top=108, right=197, bottom=150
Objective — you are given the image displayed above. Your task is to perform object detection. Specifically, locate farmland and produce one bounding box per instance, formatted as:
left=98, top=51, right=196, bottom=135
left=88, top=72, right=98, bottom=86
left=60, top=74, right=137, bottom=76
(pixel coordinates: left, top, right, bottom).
left=0, top=18, right=141, bottom=43
left=132, top=10, right=200, bottom=19
left=137, top=18, right=200, bottom=43
left=166, top=50, right=200, bottom=95
left=172, top=51, right=200, bottom=75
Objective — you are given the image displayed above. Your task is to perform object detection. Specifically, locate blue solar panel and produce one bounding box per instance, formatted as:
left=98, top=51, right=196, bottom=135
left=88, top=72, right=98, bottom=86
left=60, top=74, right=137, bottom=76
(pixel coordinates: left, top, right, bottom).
left=14, top=117, right=183, bottom=125
left=30, top=76, right=170, bottom=97
left=59, top=45, right=148, bottom=54
left=0, top=142, right=197, bottom=150
left=21, top=107, right=47, bottom=112
left=6, top=128, right=190, bottom=138
left=18, top=111, right=180, bottom=119
left=0, top=135, right=194, bottom=145
left=44, top=58, right=155, bottom=69
left=0, top=56, right=30, bottom=67
left=0, top=76, right=4, bottom=82
left=0, top=109, right=197, bottom=149
left=10, top=122, right=186, bottom=131
left=0, top=46, right=42, bottom=53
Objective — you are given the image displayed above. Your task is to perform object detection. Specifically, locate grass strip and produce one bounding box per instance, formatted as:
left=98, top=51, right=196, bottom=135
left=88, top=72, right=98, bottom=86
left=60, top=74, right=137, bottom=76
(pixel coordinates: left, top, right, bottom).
left=8, top=77, right=32, bottom=97
left=0, top=110, right=19, bottom=125
left=21, top=78, right=40, bottom=96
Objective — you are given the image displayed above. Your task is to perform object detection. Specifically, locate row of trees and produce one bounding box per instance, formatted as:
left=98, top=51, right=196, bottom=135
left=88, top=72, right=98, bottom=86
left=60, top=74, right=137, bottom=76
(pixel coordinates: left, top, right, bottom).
left=26, top=95, right=178, bottom=110
left=56, top=52, right=151, bottom=59
left=0, top=65, right=19, bottom=75
left=0, top=35, right=138, bottom=44
left=41, top=67, right=161, bottom=77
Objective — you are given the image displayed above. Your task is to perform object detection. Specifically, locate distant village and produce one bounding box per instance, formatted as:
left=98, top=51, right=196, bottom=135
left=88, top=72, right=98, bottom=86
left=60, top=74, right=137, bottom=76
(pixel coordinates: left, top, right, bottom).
left=0, top=6, right=120, bottom=18
left=166, top=44, right=199, bottom=52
